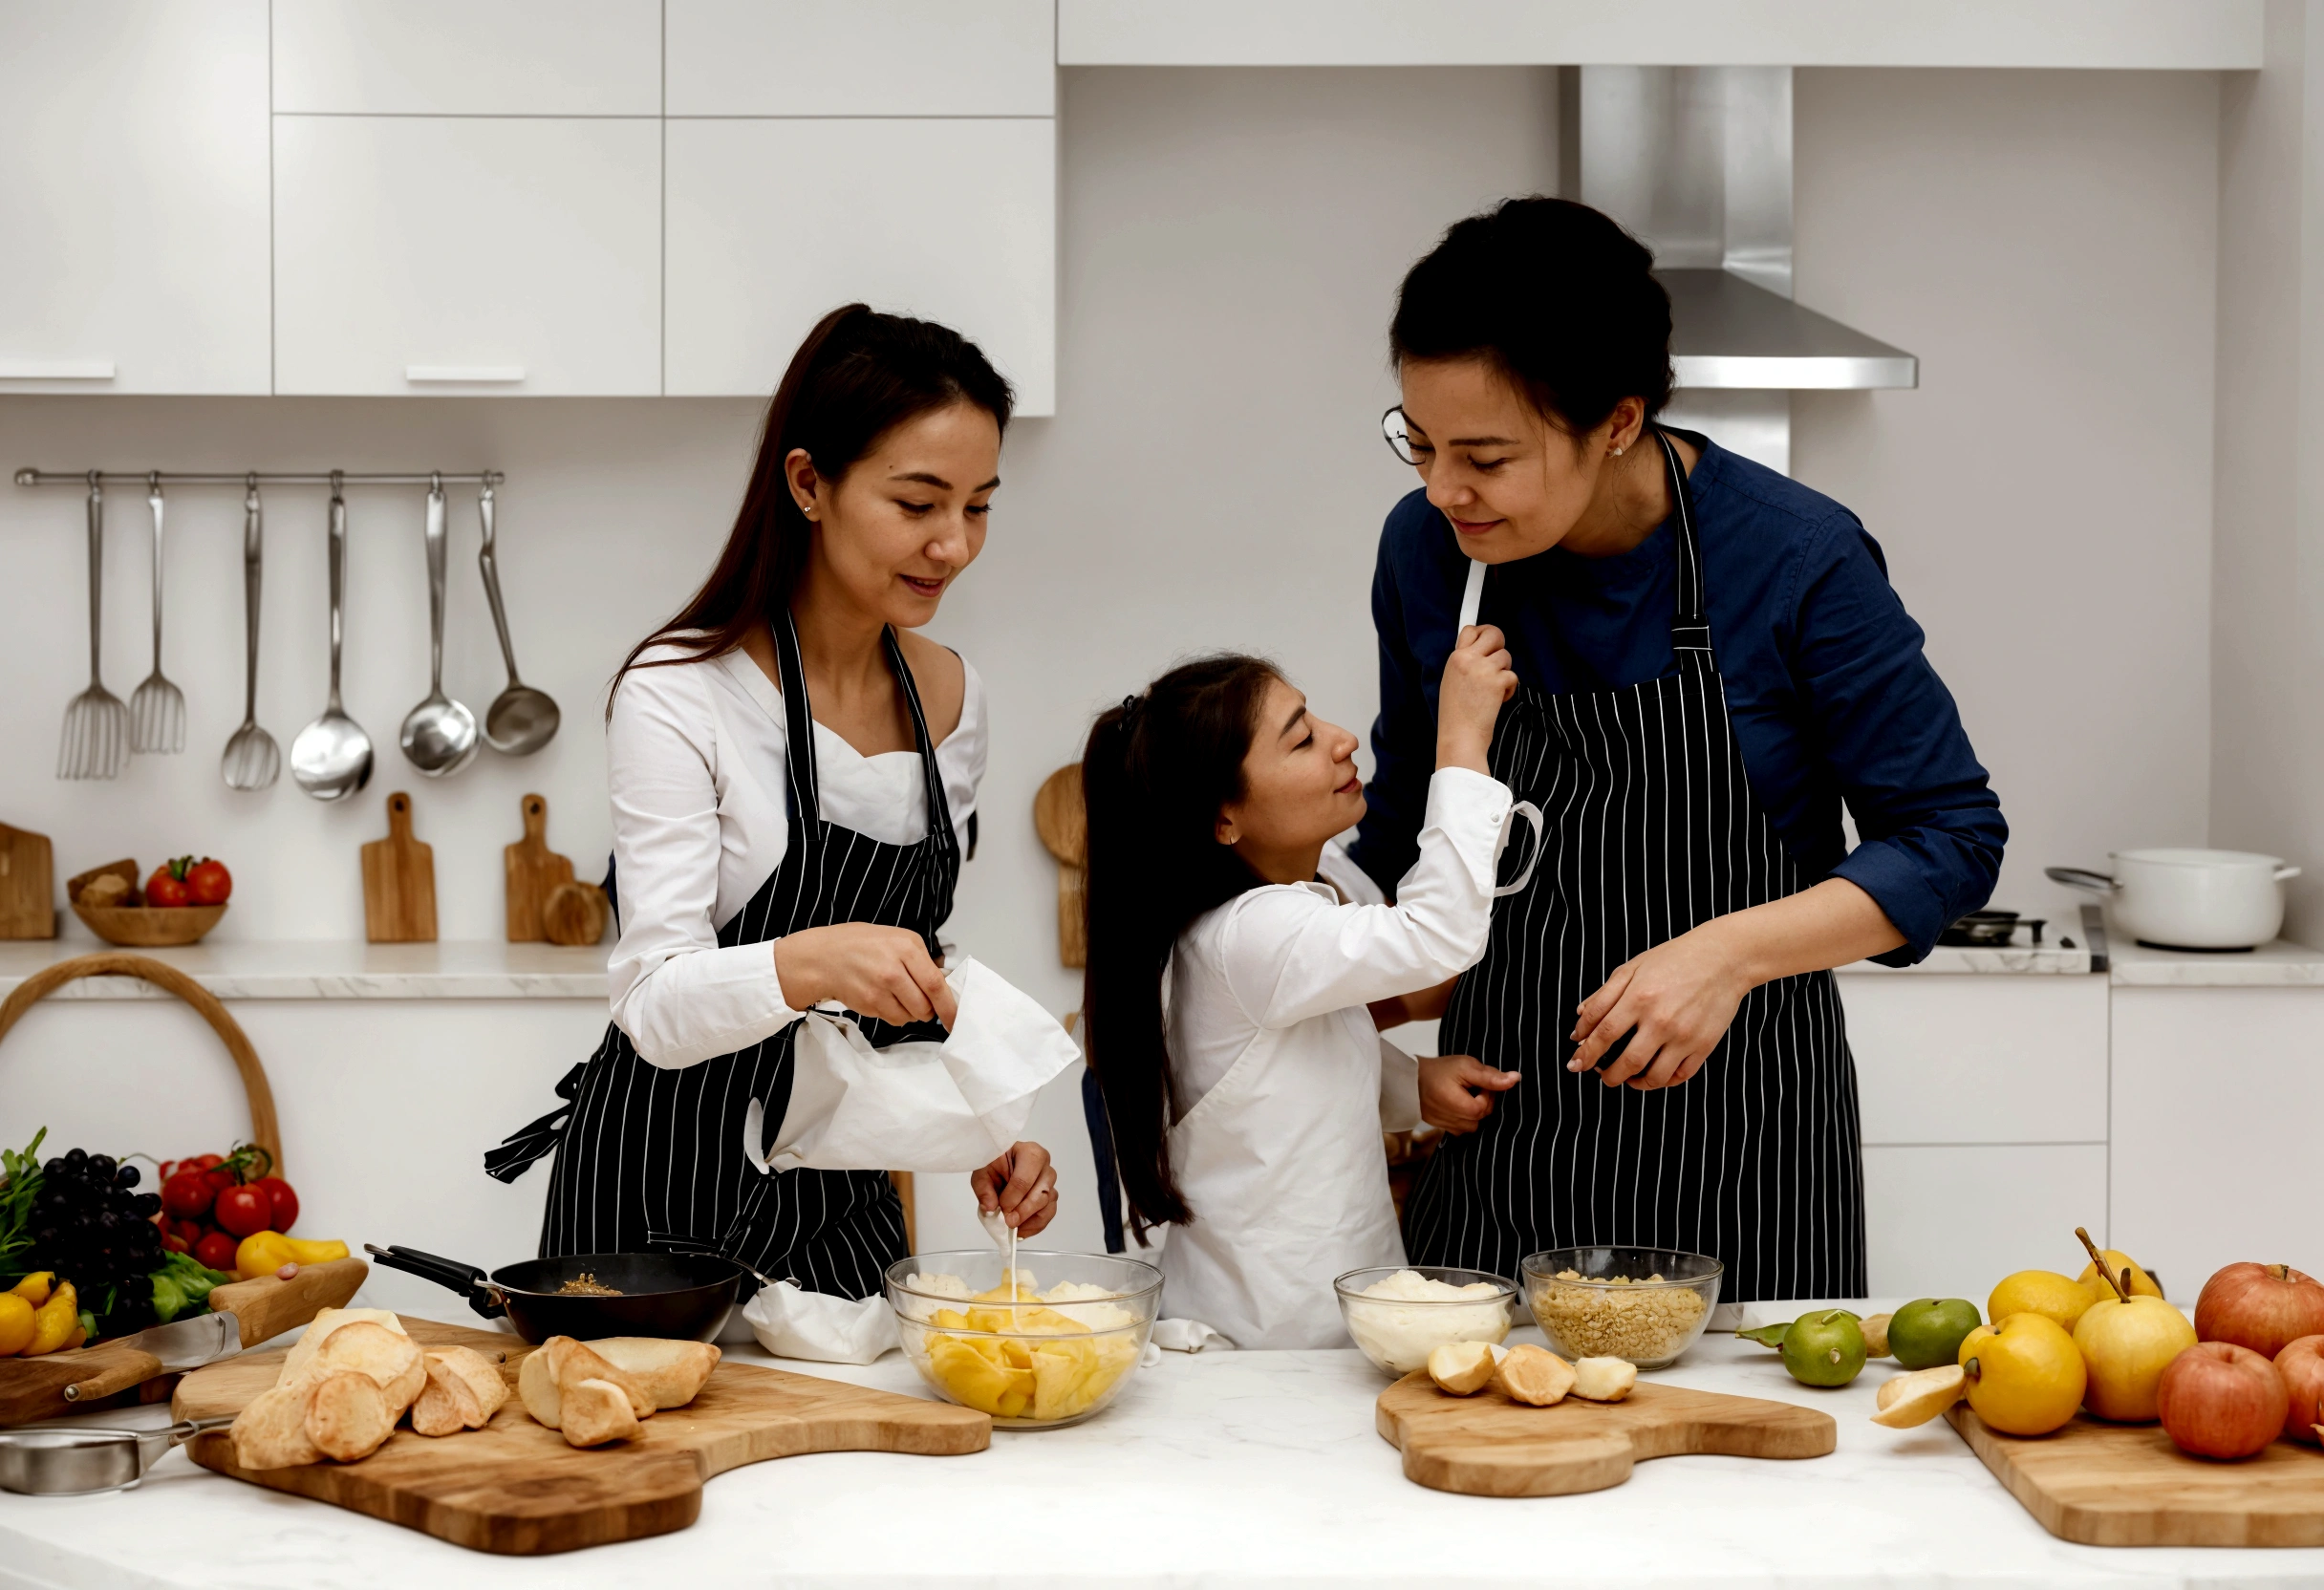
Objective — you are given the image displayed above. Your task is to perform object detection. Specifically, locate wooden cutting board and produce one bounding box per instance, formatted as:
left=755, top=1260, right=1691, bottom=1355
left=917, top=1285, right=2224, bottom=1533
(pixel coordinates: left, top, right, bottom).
left=1032, top=764, right=1087, bottom=967
left=1946, top=1403, right=2324, bottom=1546
left=1376, top=1370, right=1836, bottom=1496
left=0, top=823, right=55, bottom=939
left=173, top=1318, right=991, bottom=1555
left=503, top=793, right=574, bottom=942
left=361, top=792, right=437, bottom=943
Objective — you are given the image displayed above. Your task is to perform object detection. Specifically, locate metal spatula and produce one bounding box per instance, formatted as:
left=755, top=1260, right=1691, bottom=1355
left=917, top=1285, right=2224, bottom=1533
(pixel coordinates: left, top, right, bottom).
left=128, top=473, right=185, bottom=754
left=56, top=474, right=130, bottom=779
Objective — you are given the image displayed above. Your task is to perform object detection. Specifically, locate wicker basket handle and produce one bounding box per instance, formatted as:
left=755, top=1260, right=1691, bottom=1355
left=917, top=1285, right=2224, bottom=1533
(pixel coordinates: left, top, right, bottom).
left=0, top=954, right=283, bottom=1173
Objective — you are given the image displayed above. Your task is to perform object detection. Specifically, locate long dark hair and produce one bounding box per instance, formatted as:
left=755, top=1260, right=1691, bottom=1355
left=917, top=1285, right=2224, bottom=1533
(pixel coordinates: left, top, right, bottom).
left=1391, top=196, right=1673, bottom=433
left=612, top=304, right=1014, bottom=704
left=1081, top=655, right=1280, bottom=1237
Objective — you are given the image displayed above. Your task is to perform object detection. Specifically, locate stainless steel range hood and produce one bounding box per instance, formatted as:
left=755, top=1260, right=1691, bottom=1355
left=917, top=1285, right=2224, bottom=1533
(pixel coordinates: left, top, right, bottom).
left=1567, top=66, right=1917, bottom=473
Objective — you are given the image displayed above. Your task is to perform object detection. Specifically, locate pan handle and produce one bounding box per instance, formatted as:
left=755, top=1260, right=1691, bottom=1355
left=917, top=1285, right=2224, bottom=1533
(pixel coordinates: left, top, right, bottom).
left=2045, top=866, right=2117, bottom=893
left=362, top=1244, right=506, bottom=1321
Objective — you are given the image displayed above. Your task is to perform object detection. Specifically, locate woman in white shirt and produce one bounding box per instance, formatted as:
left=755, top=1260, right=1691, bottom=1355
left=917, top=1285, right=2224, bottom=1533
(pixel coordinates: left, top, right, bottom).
left=487, top=306, right=1058, bottom=1300
left=1078, top=631, right=1521, bottom=1346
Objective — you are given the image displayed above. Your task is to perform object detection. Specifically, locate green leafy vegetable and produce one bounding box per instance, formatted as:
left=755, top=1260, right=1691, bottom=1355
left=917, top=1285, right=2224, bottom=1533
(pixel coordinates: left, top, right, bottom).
left=0, top=1127, right=47, bottom=1283
left=149, top=1250, right=231, bottom=1322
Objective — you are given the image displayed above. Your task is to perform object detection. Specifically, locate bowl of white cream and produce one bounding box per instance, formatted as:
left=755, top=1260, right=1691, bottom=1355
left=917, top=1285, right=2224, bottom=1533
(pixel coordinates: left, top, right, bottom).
left=1333, top=1265, right=1517, bottom=1377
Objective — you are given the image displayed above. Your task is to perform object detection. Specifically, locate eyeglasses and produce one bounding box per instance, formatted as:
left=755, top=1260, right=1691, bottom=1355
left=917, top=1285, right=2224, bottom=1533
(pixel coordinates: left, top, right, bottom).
left=1380, top=406, right=1422, bottom=467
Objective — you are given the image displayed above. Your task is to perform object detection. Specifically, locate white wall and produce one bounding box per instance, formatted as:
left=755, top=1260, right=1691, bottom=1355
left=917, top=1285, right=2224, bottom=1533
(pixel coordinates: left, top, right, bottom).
left=1791, top=67, right=2223, bottom=926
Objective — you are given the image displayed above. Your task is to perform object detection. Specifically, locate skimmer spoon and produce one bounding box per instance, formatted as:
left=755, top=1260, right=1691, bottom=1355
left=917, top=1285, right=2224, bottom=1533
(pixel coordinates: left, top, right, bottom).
left=222, top=476, right=280, bottom=790
left=128, top=473, right=185, bottom=753
left=290, top=475, right=374, bottom=801
left=475, top=481, right=559, bottom=755
left=398, top=474, right=480, bottom=776
left=56, top=473, right=130, bottom=779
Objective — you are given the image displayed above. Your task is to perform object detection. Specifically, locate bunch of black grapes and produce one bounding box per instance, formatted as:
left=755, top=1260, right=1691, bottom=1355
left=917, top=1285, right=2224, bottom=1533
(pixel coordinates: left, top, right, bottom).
left=29, top=1149, right=165, bottom=1333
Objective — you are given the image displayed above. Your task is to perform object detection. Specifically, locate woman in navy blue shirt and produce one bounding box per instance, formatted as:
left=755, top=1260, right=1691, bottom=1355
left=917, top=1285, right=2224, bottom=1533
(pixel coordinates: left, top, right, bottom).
left=1353, top=198, right=2005, bottom=1302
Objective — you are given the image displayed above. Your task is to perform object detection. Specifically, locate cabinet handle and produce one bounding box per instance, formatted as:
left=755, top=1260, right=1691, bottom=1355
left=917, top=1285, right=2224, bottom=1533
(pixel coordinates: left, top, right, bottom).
left=0, top=359, right=115, bottom=380
left=405, top=365, right=526, bottom=384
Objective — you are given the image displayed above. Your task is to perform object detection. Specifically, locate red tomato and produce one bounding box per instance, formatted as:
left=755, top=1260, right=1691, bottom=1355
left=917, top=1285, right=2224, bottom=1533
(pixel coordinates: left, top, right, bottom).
left=255, top=1175, right=298, bottom=1234
left=145, top=870, right=190, bottom=908
left=161, top=1170, right=214, bottom=1219
left=213, top=1184, right=271, bottom=1237
left=172, top=1219, right=205, bottom=1245
left=190, top=1154, right=223, bottom=1171
left=193, top=1230, right=239, bottom=1272
left=203, top=1167, right=237, bottom=1195
left=185, top=858, right=232, bottom=905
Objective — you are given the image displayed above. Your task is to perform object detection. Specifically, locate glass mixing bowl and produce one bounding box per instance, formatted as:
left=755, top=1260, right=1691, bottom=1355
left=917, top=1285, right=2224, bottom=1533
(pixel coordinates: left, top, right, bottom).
left=1520, top=1246, right=1723, bottom=1369
left=885, top=1250, right=1161, bottom=1430
left=1332, top=1264, right=1518, bottom=1377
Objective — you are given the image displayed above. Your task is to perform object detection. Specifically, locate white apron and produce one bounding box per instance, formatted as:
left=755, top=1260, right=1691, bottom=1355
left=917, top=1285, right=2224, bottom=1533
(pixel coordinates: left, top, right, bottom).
left=1159, top=1004, right=1407, bottom=1349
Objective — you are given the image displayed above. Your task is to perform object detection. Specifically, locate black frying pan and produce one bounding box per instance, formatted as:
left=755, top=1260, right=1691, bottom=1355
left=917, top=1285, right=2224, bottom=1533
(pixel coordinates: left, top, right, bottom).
left=364, top=1244, right=740, bottom=1343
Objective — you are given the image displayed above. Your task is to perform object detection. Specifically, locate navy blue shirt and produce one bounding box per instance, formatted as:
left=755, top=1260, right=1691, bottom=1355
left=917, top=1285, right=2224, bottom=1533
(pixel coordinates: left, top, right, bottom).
left=1347, top=433, right=2005, bottom=966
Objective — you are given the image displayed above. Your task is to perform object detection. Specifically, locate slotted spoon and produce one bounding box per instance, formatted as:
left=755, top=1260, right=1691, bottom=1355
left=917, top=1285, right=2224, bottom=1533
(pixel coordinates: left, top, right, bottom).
left=56, top=473, right=130, bottom=779
left=221, top=476, right=280, bottom=789
left=128, top=473, right=185, bottom=754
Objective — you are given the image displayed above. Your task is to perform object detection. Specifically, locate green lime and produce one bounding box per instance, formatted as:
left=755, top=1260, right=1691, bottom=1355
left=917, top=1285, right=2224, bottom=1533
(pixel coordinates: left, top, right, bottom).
left=1780, top=1308, right=1867, bottom=1387
left=1888, top=1298, right=1982, bottom=1370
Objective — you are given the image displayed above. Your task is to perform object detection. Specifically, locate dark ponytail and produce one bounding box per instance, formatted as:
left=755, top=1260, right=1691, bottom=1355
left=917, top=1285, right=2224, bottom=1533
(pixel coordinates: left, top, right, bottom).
left=612, top=303, right=1014, bottom=705
left=1081, top=655, right=1280, bottom=1238
left=1390, top=196, right=1673, bottom=434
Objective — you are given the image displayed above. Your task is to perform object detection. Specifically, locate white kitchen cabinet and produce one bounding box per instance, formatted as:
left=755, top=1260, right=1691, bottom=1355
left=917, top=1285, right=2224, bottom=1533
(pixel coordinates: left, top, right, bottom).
left=273, top=117, right=662, bottom=397
left=1838, top=973, right=2108, bottom=1146
left=273, top=0, right=662, bottom=116
left=668, top=0, right=1055, bottom=117
left=2109, top=984, right=2324, bottom=1303
left=1862, top=1144, right=2107, bottom=1302
left=0, top=0, right=271, bottom=395
left=665, top=118, right=1056, bottom=413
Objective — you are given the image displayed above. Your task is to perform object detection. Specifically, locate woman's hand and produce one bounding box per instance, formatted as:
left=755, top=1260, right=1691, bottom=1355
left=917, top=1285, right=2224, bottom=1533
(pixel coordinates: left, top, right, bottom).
left=773, top=923, right=958, bottom=1028
left=1419, top=1054, right=1519, bottom=1132
left=1436, top=623, right=1517, bottom=774
left=1567, top=923, right=1753, bottom=1090
left=973, top=1141, right=1059, bottom=1235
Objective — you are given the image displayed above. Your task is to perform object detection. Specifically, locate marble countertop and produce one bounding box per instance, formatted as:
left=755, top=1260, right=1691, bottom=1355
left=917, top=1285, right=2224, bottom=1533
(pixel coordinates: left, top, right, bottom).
left=0, top=938, right=610, bottom=1000
left=2109, top=935, right=2324, bottom=986
left=3, top=1315, right=2320, bottom=1589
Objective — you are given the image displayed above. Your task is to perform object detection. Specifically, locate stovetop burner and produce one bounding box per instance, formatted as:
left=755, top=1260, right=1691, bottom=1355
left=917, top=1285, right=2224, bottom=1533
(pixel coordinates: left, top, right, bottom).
left=1939, top=910, right=2048, bottom=948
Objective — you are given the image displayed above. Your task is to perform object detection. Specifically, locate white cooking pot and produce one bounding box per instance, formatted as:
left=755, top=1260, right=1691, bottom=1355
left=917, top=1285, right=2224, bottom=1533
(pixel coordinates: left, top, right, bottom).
left=2047, top=849, right=2301, bottom=951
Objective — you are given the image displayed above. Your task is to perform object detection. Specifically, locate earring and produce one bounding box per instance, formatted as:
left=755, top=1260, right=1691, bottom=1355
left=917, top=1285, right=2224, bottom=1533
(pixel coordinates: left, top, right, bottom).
left=1612, top=446, right=1625, bottom=457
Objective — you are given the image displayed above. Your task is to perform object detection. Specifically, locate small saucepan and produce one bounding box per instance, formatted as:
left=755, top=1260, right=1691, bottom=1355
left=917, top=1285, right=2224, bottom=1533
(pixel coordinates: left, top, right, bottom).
left=365, top=1245, right=740, bottom=1343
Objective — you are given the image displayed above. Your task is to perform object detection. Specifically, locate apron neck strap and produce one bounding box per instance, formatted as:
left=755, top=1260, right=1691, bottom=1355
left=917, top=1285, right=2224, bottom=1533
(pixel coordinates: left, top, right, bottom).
left=770, top=606, right=956, bottom=842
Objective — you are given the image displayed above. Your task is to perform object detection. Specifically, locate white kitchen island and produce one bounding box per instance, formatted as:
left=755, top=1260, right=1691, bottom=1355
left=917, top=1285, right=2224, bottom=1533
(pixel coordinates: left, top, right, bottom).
left=2, top=1319, right=2320, bottom=1590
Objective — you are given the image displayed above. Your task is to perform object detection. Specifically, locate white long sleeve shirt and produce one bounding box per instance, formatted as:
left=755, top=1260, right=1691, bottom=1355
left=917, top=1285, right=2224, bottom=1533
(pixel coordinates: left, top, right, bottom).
left=605, top=642, right=986, bottom=1069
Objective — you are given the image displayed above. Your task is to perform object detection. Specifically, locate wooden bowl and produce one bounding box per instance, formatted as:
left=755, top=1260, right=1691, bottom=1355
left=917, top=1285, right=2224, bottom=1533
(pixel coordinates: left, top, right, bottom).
left=70, top=900, right=226, bottom=947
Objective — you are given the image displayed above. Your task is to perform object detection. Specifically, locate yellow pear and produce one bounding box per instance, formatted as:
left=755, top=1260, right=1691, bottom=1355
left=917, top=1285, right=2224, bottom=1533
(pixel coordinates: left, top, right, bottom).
left=2073, top=1294, right=2196, bottom=1422
left=2076, top=1250, right=2163, bottom=1300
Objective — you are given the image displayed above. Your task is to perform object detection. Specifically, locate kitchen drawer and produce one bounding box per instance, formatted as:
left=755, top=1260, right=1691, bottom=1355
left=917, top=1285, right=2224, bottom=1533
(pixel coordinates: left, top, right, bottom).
left=0, top=0, right=271, bottom=395
left=2110, top=984, right=2324, bottom=1303
left=273, top=117, right=661, bottom=397
left=1839, top=973, right=2107, bottom=1146
left=1862, top=1144, right=2106, bottom=1302
left=666, top=118, right=1056, bottom=413
left=273, top=0, right=661, bottom=115
left=667, top=0, right=1055, bottom=117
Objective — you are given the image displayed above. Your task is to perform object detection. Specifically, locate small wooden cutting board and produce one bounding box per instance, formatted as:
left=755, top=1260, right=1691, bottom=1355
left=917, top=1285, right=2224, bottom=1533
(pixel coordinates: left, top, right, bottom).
left=173, top=1318, right=991, bottom=1555
left=503, top=793, right=574, bottom=942
left=0, top=823, right=55, bottom=939
left=1946, top=1403, right=2324, bottom=1546
left=361, top=792, right=436, bottom=943
left=1376, top=1371, right=1835, bottom=1496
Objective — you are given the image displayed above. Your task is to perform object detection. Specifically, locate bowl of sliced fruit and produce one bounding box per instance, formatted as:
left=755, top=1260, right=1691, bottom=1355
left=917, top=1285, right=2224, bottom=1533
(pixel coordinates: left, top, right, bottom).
left=885, top=1251, right=1160, bottom=1429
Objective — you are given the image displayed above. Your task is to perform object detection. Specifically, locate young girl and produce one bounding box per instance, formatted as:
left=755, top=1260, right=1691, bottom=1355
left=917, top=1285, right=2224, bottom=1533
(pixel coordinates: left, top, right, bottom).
left=1081, top=631, right=1521, bottom=1347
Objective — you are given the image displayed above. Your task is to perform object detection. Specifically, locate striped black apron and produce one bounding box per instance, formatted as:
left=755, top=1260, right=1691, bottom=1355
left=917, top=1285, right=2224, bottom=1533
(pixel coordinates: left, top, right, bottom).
left=485, top=612, right=958, bottom=1300
left=1403, top=431, right=1865, bottom=1304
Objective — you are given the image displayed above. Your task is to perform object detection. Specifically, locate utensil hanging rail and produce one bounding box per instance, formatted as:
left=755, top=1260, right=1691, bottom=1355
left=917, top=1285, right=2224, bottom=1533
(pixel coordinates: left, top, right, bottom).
left=15, top=469, right=503, bottom=487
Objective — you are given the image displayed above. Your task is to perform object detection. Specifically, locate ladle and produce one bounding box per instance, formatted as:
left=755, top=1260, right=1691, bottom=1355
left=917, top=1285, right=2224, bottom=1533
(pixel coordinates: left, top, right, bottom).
left=475, top=481, right=559, bottom=755
left=398, top=474, right=480, bottom=776
left=290, top=473, right=376, bottom=801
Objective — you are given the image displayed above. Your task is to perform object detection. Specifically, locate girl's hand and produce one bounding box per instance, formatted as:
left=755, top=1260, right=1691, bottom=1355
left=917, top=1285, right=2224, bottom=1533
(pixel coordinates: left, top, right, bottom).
left=774, top=923, right=958, bottom=1028
left=1436, top=623, right=1517, bottom=774
left=1567, top=923, right=1752, bottom=1089
left=1419, top=1054, right=1518, bottom=1133
left=973, top=1141, right=1059, bottom=1235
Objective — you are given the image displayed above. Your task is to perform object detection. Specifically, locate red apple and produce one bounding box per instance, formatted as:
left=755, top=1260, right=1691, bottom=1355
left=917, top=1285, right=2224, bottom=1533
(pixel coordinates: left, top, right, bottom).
left=2195, top=1262, right=2324, bottom=1360
left=2275, top=1334, right=2324, bottom=1446
left=2157, top=1341, right=2290, bottom=1459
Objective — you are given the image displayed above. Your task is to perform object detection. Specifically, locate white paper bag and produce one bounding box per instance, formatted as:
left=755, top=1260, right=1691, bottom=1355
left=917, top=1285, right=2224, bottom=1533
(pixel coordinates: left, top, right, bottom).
left=742, top=956, right=1080, bottom=1175
left=742, top=1278, right=899, bottom=1364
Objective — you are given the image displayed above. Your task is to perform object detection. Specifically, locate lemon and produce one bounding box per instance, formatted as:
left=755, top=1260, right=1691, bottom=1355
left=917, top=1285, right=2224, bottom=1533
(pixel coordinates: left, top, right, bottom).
left=1989, top=1270, right=2094, bottom=1334
left=1960, top=1313, right=2087, bottom=1435
left=2076, top=1250, right=2163, bottom=1300
left=0, top=1293, right=34, bottom=1356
